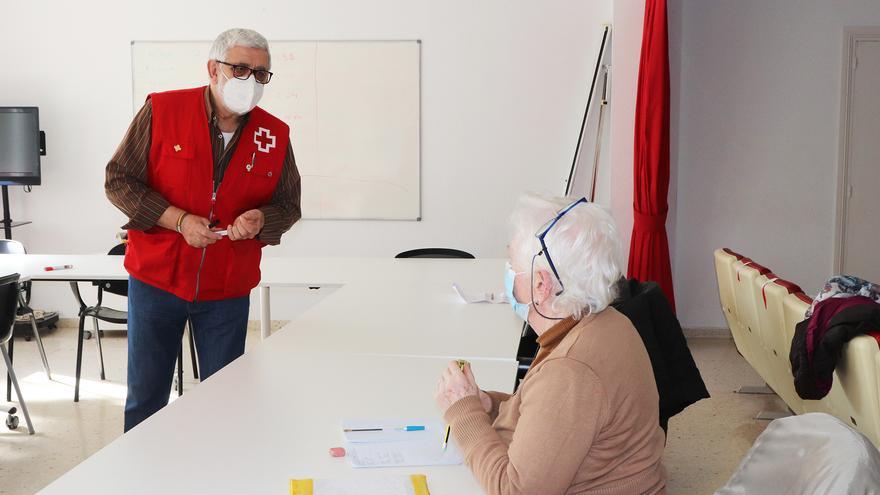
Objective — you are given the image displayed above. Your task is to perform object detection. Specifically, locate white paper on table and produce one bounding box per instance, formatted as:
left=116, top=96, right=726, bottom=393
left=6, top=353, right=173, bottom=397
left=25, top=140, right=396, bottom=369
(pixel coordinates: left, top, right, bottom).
left=342, top=418, right=463, bottom=468
left=346, top=437, right=463, bottom=468
left=452, top=283, right=507, bottom=304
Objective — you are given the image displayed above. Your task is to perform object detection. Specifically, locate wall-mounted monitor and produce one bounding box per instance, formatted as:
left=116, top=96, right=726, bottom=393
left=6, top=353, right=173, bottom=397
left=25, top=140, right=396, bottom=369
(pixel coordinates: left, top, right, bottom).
left=0, top=107, right=42, bottom=186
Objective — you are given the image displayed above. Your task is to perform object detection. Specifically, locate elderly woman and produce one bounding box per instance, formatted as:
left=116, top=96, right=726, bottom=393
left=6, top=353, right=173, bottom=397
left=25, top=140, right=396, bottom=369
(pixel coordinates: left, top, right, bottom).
left=436, top=193, right=666, bottom=495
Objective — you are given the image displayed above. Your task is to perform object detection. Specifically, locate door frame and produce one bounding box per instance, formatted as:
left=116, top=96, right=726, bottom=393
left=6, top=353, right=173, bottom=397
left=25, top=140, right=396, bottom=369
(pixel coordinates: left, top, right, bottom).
left=834, top=27, right=880, bottom=274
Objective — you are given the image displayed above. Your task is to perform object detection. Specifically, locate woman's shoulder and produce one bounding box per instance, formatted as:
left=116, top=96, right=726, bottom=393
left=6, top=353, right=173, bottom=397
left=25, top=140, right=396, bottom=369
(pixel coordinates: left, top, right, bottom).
left=555, top=308, right=650, bottom=372
left=573, top=307, right=641, bottom=344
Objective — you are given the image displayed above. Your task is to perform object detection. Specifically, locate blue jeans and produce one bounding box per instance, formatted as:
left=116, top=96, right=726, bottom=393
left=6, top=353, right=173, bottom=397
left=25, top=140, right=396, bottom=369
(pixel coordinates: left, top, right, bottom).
left=124, top=277, right=249, bottom=432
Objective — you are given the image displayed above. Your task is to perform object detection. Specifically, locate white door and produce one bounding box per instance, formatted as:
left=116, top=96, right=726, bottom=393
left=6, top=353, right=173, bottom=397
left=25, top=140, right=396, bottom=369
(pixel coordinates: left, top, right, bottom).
left=842, top=39, right=880, bottom=282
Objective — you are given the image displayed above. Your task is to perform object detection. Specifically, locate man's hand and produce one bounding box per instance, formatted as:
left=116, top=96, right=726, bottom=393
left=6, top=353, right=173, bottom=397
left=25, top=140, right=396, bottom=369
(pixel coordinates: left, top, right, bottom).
left=180, top=214, right=222, bottom=248
left=227, top=209, right=265, bottom=241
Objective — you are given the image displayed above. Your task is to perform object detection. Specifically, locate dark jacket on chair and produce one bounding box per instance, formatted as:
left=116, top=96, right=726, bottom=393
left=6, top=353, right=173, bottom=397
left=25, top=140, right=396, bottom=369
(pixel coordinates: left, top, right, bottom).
left=612, top=279, right=710, bottom=431
left=790, top=297, right=880, bottom=400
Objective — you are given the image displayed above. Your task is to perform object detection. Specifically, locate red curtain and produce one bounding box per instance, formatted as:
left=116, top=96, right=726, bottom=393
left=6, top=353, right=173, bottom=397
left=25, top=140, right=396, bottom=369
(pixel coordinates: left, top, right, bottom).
left=627, top=0, right=675, bottom=311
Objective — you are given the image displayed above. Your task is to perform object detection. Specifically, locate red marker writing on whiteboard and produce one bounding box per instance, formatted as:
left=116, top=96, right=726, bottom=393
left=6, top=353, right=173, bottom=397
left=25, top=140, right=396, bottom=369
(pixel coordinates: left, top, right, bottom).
left=44, top=265, right=73, bottom=271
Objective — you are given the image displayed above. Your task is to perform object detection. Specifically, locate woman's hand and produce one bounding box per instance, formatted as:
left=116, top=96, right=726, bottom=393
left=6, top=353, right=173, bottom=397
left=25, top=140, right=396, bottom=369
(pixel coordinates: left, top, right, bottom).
left=478, top=390, right=492, bottom=413
left=435, top=361, right=481, bottom=414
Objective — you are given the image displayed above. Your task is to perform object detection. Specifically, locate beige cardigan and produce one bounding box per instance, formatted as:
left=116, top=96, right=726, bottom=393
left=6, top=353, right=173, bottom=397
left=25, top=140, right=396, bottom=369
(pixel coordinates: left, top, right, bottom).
left=444, top=308, right=666, bottom=495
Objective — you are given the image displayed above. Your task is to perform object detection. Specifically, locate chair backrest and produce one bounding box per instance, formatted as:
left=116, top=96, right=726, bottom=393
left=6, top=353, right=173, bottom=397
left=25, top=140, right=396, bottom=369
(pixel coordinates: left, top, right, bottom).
left=0, top=273, right=20, bottom=345
left=829, top=335, right=880, bottom=447
left=93, top=243, right=128, bottom=298
left=0, top=239, right=32, bottom=303
left=0, top=239, right=26, bottom=255
left=714, top=248, right=741, bottom=334
left=782, top=292, right=811, bottom=348
left=753, top=274, right=794, bottom=360
left=732, top=259, right=770, bottom=369
left=754, top=274, right=804, bottom=413
left=395, top=248, right=475, bottom=259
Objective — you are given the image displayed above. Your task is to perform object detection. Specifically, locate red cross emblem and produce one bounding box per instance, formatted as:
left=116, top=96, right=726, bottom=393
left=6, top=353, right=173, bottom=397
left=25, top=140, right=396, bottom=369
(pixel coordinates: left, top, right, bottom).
left=254, top=127, right=276, bottom=153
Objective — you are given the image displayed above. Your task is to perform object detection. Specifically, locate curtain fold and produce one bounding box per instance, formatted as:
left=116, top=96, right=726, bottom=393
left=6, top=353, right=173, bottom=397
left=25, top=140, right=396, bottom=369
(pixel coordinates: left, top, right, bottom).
left=627, top=0, right=675, bottom=311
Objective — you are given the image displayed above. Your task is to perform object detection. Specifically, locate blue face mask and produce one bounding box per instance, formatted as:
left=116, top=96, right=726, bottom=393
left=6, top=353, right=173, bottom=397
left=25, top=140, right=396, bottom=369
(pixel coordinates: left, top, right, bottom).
left=505, top=262, right=531, bottom=322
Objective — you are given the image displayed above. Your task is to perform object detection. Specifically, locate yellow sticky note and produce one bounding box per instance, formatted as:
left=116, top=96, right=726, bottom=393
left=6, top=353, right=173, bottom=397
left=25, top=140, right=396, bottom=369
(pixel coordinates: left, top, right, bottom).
left=411, top=474, right=431, bottom=495
left=290, top=478, right=313, bottom=495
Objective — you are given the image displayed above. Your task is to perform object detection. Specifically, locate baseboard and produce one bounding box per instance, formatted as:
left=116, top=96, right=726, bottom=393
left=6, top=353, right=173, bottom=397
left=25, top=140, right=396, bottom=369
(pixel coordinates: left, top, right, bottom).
left=683, top=326, right=732, bottom=339
left=53, top=318, right=290, bottom=333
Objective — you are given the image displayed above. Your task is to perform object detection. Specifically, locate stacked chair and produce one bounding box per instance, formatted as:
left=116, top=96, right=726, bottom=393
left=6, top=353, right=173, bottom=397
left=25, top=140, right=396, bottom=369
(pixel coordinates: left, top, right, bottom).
left=714, top=248, right=880, bottom=448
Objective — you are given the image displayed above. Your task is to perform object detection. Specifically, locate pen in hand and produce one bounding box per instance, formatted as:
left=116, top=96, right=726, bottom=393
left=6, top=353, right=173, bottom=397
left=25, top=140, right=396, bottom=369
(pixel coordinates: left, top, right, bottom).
left=207, top=220, right=227, bottom=237
left=442, top=359, right=469, bottom=451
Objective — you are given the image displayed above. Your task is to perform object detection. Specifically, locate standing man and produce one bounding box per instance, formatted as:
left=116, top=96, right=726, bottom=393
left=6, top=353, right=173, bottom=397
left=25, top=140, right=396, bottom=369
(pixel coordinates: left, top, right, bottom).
left=106, top=28, right=301, bottom=432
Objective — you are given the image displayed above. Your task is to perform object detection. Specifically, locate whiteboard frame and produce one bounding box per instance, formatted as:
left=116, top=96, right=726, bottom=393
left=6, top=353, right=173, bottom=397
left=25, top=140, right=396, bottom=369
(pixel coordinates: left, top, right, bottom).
left=130, top=39, right=422, bottom=222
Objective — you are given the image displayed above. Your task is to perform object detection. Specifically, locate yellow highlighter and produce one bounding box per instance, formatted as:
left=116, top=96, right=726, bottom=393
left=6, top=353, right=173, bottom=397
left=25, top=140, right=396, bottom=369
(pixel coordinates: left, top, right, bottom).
left=442, top=359, right=469, bottom=451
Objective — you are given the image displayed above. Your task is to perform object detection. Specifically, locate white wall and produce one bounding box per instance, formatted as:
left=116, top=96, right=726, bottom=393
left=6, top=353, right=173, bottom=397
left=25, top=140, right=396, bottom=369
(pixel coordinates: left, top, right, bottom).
left=671, top=0, right=880, bottom=328
left=609, top=0, right=646, bottom=271
left=0, top=0, right=614, bottom=318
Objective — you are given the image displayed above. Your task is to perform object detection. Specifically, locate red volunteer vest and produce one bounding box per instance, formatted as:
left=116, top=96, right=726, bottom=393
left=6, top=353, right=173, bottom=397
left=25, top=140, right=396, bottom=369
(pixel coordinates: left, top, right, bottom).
left=125, top=87, right=289, bottom=301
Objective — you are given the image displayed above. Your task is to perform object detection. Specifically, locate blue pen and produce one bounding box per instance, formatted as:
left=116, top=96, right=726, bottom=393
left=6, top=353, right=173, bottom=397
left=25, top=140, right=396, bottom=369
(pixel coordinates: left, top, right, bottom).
left=343, top=425, right=426, bottom=432
left=398, top=425, right=426, bottom=431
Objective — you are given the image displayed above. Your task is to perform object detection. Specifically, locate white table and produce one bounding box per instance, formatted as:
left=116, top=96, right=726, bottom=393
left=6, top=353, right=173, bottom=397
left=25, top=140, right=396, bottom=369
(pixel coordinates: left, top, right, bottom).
left=2, top=255, right=520, bottom=352
left=38, top=350, right=517, bottom=494
left=1, top=254, right=522, bottom=494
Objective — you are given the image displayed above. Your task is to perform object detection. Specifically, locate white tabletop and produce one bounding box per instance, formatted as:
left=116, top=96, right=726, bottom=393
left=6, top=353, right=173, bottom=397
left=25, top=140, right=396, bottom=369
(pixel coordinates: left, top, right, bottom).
left=1, top=254, right=127, bottom=281
left=280, top=278, right=521, bottom=360
left=39, top=351, right=517, bottom=494
left=12, top=254, right=523, bottom=494
left=3, top=254, right=522, bottom=359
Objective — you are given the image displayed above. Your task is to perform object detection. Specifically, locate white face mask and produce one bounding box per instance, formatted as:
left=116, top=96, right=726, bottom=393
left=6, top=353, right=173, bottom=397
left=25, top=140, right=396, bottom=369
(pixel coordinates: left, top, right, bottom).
left=218, top=68, right=264, bottom=115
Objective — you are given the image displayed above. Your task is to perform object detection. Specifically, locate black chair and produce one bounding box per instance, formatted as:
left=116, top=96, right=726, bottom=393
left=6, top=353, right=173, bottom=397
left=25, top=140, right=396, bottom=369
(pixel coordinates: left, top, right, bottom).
left=0, top=239, right=52, bottom=403
left=395, top=248, right=475, bottom=259
left=70, top=243, right=199, bottom=401
left=1, top=273, right=34, bottom=434
left=515, top=323, right=539, bottom=384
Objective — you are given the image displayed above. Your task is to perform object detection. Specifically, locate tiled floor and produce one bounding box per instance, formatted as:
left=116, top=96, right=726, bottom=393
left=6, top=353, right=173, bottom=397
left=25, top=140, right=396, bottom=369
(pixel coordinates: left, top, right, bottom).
left=0, top=327, right=783, bottom=494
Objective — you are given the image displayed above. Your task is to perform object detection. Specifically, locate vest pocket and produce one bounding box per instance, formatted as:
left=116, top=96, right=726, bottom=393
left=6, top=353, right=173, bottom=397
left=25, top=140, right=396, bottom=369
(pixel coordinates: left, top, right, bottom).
left=125, top=230, right=181, bottom=291
left=153, top=140, right=196, bottom=199
left=242, top=158, right=281, bottom=205
left=224, top=239, right=262, bottom=296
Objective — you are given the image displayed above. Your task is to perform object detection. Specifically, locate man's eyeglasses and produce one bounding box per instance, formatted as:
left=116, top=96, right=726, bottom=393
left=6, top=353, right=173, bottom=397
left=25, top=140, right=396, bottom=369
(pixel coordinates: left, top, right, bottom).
left=216, top=60, right=274, bottom=84
left=533, top=197, right=589, bottom=296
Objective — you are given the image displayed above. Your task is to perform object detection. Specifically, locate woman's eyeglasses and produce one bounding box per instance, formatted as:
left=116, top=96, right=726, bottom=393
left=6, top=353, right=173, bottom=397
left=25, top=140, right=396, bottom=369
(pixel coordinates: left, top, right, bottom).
left=533, top=197, right=589, bottom=296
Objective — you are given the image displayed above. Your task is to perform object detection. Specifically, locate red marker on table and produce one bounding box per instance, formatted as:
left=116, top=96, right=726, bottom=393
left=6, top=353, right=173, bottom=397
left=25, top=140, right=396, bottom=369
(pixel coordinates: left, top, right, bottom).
left=44, top=265, right=73, bottom=271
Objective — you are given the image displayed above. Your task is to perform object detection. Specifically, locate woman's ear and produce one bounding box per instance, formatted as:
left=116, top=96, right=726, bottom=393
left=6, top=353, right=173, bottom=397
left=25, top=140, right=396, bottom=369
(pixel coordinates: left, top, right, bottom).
left=533, top=269, right=555, bottom=306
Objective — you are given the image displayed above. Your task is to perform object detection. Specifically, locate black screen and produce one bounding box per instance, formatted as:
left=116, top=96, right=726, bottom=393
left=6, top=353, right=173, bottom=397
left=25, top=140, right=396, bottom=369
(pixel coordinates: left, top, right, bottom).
left=0, top=107, right=41, bottom=186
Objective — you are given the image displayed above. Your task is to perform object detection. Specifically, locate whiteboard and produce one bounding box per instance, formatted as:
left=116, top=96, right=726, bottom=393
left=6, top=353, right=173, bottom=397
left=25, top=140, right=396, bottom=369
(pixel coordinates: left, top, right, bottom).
left=132, top=40, right=421, bottom=220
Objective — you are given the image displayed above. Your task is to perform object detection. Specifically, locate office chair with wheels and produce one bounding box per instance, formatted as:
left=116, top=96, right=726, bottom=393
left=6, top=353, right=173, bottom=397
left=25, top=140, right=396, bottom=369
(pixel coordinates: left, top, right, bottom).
left=0, top=239, right=52, bottom=404
left=1, top=273, right=35, bottom=434
left=395, top=248, right=475, bottom=259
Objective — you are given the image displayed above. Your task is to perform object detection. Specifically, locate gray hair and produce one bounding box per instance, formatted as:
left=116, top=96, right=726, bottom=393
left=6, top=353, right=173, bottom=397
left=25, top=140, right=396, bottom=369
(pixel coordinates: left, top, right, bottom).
left=509, top=192, right=622, bottom=319
left=209, top=28, right=271, bottom=68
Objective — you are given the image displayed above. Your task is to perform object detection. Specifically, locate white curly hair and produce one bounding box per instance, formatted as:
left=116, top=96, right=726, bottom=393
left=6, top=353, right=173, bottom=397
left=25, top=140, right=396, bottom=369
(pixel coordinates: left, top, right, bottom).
left=509, top=192, right=623, bottom=319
